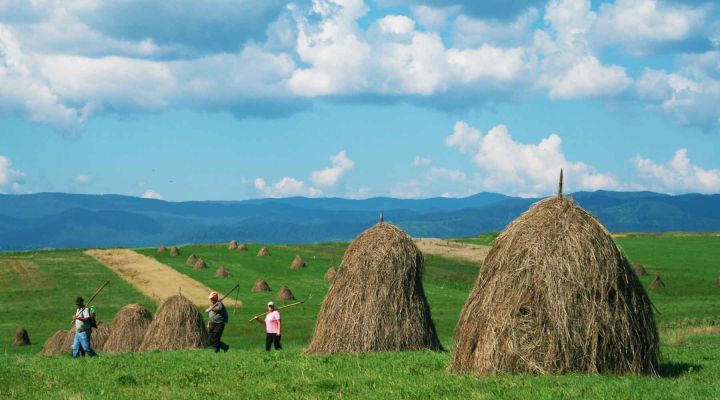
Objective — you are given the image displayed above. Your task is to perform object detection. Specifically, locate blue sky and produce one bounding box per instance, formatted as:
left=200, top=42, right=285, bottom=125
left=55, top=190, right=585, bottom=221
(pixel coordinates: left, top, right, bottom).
left=1, top=0, right=719, bottom=200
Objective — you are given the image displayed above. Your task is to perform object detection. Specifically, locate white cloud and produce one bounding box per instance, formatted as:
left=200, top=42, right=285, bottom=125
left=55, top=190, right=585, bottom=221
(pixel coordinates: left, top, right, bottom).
left=0, top=155, right=24, bottom=191
left=377, top=15, right=415, bottom=36
left=445, top=121, right=619, bottom=195
left=426, top=167, right=466, bottom=182
left=452, top=8, right=538, bottom=47
left=543, top=55, right=631, bottom=99
left=254, top=176, right=322, bottom=198
left=141, top=189, right=163, bottom=199
left=632, top=148, right=720, bottom=193
left=411, top=155, right=432, bottom=166
left=310, top=150, right=355, bottom=187
left=74, top=174, right=90, bottom=184
left=411, top=5, right=457, bottom=31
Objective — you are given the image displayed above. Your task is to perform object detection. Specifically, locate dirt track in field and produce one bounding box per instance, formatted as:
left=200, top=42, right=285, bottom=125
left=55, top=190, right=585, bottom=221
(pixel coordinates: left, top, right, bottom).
left=414, top=238, right=491, bottom=266
left=85, top=249, right=241, bottom=308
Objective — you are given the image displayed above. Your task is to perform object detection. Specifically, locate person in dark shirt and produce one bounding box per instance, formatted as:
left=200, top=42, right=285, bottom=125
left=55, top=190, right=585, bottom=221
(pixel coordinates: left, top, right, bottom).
left=205, top=291, right=229, bottom=353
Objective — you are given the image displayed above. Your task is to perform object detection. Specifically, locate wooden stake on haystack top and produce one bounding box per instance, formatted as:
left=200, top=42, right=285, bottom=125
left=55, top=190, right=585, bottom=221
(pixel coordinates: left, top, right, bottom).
left=380, top=212, right=384, bottom=224
left=558, top=168, right=564, bottom=198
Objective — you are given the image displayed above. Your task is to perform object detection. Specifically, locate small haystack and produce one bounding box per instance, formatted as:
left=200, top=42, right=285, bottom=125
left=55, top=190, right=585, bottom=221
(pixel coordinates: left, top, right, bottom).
left=650, top=274, right=666, bottom=289
left=12, top=327, right=30, bottom=346
left=291, top=255, right=306, bottom=269
left=170, top=247, right=180, bottom=256
left=215, top=266, right=231, bottom=277
left=449, top=172, right=659, bottom=376
left=91, top=321, right=112, bottom=351
left=157, top=245, right=167, bottom=253
left=305, top=221, right=442, bottom=354
left=194, top=258, right=208, bottom=270
left=634, top=263, right=648, bottom=276
left=139, top=295, right=208, bottom=352
left=276, top=285, right=296, bottom=301
left=186, top=254, right=198, bottom=265
left=324, top=267, right=337, bottom=281
left=257, top=247, right=271, bottom=257
left=228, top=240, right=238, bottom=250
left=104, top=304, right=153, bottom=353
left=39, top=330, right=70, bottom=356
left=252, top=279, right=271, bottom=292
left=236, top=243, right=248, bottom=251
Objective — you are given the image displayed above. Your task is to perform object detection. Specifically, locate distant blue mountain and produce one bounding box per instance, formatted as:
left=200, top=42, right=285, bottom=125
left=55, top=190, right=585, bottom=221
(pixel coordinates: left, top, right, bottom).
left=0, top=191, right=718, bottom=251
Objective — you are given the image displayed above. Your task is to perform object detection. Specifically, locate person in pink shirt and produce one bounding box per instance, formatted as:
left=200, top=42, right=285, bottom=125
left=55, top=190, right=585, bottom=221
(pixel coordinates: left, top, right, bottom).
left=253, top=301, right=282, bottom=351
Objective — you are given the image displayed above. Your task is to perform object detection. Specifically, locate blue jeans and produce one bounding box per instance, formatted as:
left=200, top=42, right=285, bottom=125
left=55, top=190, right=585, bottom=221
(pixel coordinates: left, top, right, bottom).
left=72, top=330, right=97, bottom=358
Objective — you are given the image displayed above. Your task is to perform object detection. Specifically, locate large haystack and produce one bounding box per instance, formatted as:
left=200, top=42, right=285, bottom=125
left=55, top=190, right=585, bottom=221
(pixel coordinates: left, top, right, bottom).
left=170, top=247, right=180, bottom=256
left=39, top=330, right=70, bottom=356
left=194, top=258, right=208, bottom=270
left=276, top=285, right=296, bottom=301
left=139, top=295, right=208, bottom=352
left=13, top=327, right=30, bottom=346
left=305, top=222, right=442, bottom=354
left=215, top=266, right=230, bottom=277
left=228, top=240, right=238, bottom=250
left=252, top=279, right=271, bottom=292
left=450, top=178, right=659, bottom=376
left=633, top=263, right=648, bottom=276
left=157, top=245, right=166, bottom=253
left=186, top=254, right=198, bottom=265
left=236, top=243, right=248, bottom=251
left=257, top=247, right=271, bottom=257
left=291, top=255, right=306, bottom=269
left=91, top=321, right=112, bottom=351
left=324, top=267, right=337, bottom=281
left=104, top=304, right=153, bottom=353
left=650, top=274, right=665, bottom=289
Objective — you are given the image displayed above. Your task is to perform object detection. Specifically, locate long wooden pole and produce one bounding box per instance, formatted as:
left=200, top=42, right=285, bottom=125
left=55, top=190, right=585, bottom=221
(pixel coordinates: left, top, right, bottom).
left=219, top=284, right=240, bottom=302
left=69, top=280, right=109, bottom=327
left=248, top=300, right=305, bottom=322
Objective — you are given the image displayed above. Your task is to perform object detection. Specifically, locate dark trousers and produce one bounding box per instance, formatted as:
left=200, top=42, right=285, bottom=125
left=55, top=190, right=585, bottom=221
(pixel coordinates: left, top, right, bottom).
left=265, top=333, right=282, bottom=351
left=208, top=323, right=228, bottom=353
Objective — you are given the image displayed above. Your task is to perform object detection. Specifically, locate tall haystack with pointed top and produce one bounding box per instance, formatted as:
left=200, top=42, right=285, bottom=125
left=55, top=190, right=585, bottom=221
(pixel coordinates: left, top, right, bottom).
left=450, top=171, right=659, bottom=376
left=650, top=274, right=665, bottom=289
left=305, top=219, right=442, bottom=354
left=186, top=254, right=198, bottom=265
left=169, top=246, right=180, bottom=256
left=276, top=285, right=296, bottom=301
left=13, top=327, right=30, bottom=346
left=194, top=258, right=207, bottom=270
left=257, top=247, right=271, bottom=257
left=228, top=240, right=238, bottom=250
left=236, top=243, right=248, bottom=251
left=104, top=304, right=153, bottom=353
left=157, top=245, right=166, bottom=253
left=252, top=279, right=271, bottom=292
left=324, top=267, right=337, bottom=281
left=215, top=266, right=230, bottom=277
left=139, top=295, right=208, bottom=352
left=290, top=255, right=306, bottom=269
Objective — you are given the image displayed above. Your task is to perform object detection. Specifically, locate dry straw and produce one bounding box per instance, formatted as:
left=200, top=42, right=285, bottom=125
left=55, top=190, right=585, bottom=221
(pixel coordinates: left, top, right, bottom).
left=650, top=274, right=666, bottom=289
left=305, top=221, right=442, bottom=354
left=139, top=295, right=208, bottom=352
left=157, top=245, right=166, bottom=253
left=257, top=247, right=271, bottom=257
left=91, top=321, right=112, bottom=351
left=104, top=304, right=153, bottom=353
left=276, top=285, right=296, bottom=301
left=450, top=173, right=659, bottom=376
left=169, top=247, right=180, bottom=257
left=39, top=330, right=69, bottom=355
left=228, top=240, right=238, bottom=250
left=252, top=279, right=271, bottom=292
left=186, top=254, right=198, bottom=265
left=291, top=255, right=306, bottom=269
left=215, top=266, right=231, bottom=277
left=633, top=263, right=648, bottom=276
left=236, top=243, right=248, bottom=251
left=194, top=258, right=208, bottom=270
left=324, top=267, right=337, bottom=281
left=13, top=327, right=30, bottom=346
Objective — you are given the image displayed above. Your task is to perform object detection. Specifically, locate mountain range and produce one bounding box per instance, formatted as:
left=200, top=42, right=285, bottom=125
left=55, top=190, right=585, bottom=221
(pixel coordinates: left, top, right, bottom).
left=1, top=191, right=718, bottom=251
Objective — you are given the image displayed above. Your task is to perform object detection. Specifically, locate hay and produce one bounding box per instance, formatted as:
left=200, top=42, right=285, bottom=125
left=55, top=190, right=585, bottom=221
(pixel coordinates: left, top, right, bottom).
left=186, top=254, right=198, bottom=265
left=305, top=222, right=442, bottom=354
left=252, top=279, right=271, bottom=292
left=291, top=255, right=306, bottom=269
left=194, top=258, right=208, bottom=270
left=257, top=247, right=271, bottom=257
left=104, top=304, right=153, bottom=353
left=157, top=245, right=166, bottom=253
left=236, top=243, right=248, bottom=251
left=215, top=266, right=231, bottom=277
left=633, top=263, right=647, bottom=276
left=228, top=240, right=238, bottom=250
left=170, top=247, right=180, bottom=256
left=139, top=294, right=208, bottom=352
left=650, top=274, right=665, bottom=289
left=276, top=285, right=296, bottom=301
left=450, top=194, right=659, bottom=376
left=39, top=330, right=70, bottom=356
left=324, top=267, right=337, bottom=281
left=91, top=321, right=112, bottom=351
left=12, top=327, right=30, bottom=346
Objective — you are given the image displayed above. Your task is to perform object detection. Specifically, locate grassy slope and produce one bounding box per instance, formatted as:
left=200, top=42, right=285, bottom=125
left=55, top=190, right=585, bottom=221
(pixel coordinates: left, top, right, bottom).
left=0, top=235, right=718, bottom=399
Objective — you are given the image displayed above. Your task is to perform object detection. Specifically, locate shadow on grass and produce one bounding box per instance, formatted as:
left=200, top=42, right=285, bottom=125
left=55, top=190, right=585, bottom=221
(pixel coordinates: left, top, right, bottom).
left=659, top=362, right=702, bottom=377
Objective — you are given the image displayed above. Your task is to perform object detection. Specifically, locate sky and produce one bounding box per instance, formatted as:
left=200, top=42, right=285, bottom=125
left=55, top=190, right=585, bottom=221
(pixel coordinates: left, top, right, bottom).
left=1, top=0, right=719, bottom=200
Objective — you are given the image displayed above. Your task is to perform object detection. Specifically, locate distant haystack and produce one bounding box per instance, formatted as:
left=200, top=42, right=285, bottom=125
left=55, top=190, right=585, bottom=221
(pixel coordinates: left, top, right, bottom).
left=39, top=330, right=70, bottom=356
left=215, top=266, right=231, bottom=277
left=91, top=321, right=112, bottom=352
left=276, top=285, right=296, bottom=301
left=291, top=255, right=306, bottom=269
left=305, top=222, right=442, bottom=354
left=633, top=263, right=648, bottom=276
left=252, top=279, right=271, bottom=292
left=236, top=243, right=248, bottom=251
left=104, top=304, right=153, bottom=353
left=257, top=247, right=271, bottom=257
left=194, top=258, right=208, bottom=270
left=12, top=327, right=30, bottom=346
left=157, top=246, right=166, bottom=253
left=324, top=267, right=337, bottom=281
left=186, top=254, right=198, bottom=265
left=139, top=295, right=208, bottom=352
left=450, top=177, right=658, bottom=376
left=228, top=240, right=238, bottom=250
left=650, top=274, right=666, bottom=289
left=170, top=247, right=180, bottom=256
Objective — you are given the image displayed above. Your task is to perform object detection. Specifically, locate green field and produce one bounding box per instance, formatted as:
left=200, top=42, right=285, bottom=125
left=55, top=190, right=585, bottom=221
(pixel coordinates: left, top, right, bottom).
left=0, top=235, right=719, bottom=399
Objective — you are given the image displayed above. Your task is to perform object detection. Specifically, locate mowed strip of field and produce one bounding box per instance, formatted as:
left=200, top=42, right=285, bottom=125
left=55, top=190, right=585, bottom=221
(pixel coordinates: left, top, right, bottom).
left=415, top=238, right=491, bottom=265
left=85, top=249, right=241, bottom=308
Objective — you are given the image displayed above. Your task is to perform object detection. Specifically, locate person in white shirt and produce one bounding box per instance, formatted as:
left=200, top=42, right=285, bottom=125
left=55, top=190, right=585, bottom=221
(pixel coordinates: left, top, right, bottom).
left=71, top=296, right=97, bottom=357
left=253, top=301, right=282, bottom=351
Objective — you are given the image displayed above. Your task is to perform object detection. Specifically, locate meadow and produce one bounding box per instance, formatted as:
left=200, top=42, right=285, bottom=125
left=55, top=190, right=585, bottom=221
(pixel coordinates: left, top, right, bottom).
left=0, top=234, right=718, bottom=399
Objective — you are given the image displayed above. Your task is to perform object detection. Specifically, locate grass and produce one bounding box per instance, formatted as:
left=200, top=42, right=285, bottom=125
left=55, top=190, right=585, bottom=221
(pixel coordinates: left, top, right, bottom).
left=0, top=234, right=719, bottom=399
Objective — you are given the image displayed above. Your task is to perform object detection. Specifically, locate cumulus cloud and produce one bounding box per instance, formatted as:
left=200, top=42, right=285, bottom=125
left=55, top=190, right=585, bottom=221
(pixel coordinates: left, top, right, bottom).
left=445, top=121, right=619, bottom=195
left=254, top=177, right=322, bottom=198
left=74, top=174, right=90, bottom=184
left=411, top=155, right=432, bottom=166
left=452, top=8, right=538, bottom=47
left=141, top=189, right=163, bottom=199
left=311, top=150, right=355, bottom=187
left=0, top=155, right=25, bottom=191
left=632, top=148, right=720, bottom=193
